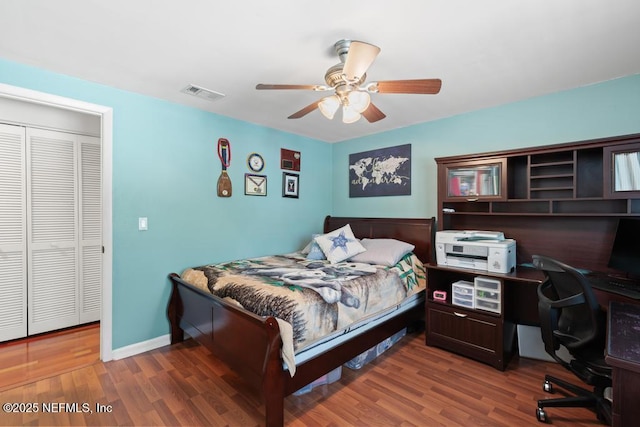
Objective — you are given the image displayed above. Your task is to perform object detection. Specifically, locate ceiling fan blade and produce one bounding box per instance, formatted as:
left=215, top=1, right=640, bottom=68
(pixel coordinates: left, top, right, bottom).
left=374, top=79, right=442, bottom=94
left=288, top=100, right=320, bottom=119
left=343, top=41, right=381, bottom=81
left=362, top=103, right=386, bottom=123
left=256, top=84, right=325, bottom=91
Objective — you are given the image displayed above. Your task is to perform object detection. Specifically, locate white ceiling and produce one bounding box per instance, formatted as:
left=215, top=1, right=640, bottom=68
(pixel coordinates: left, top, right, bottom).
left=1, top=0, right=639, bottom=143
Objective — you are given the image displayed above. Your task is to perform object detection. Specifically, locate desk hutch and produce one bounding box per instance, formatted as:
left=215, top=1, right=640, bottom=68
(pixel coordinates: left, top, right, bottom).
left=426, top=133, right=640, bottom=370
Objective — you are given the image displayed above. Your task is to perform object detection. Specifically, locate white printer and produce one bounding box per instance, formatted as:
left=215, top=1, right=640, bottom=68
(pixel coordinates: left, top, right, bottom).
left=435, top=230, right=516, bottom=274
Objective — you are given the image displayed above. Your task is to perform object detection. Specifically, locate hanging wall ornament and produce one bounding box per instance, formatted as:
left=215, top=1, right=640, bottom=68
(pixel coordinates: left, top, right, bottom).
left=217, top=138, right=232, bottom=197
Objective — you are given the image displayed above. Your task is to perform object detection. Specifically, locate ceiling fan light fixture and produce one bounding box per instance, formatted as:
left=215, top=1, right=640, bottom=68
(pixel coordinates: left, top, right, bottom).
left=347, top=91, right=371, bottom=113
left=255, top=39, right=442, bottom=123
left=318, top=95, right=340, bottom=120
left=342, top=105, right=361, bottom=124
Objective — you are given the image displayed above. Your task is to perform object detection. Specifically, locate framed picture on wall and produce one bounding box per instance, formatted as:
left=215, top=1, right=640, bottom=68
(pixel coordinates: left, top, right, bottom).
left=349, top=143, right=411, bottom=197
left=282, top=172, right=299, bottom=198
left=245, top=173, right=267, bottom=196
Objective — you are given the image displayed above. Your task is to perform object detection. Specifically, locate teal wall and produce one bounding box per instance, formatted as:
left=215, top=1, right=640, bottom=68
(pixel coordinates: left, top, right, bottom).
left=0, top=58, right=332, bottom=349
left=332, top=74, right=640, bottom=220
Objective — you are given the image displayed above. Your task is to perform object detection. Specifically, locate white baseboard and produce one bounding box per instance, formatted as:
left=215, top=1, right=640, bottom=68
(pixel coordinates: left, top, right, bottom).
left=111, top=333, right=171, bottom=360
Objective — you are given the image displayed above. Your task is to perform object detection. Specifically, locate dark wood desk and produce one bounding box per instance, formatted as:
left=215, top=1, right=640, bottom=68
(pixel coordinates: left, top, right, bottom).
left=425, top=264, right=547, bottom=370
left=426, top=264, right=640, bottom=373
left=605, top=301, right=640, bottom=427
left=502, top=266, right=640, bottom=325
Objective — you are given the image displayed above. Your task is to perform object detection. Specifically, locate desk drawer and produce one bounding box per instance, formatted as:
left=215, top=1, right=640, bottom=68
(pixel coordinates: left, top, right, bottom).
left=427, top=304, right=500, bottom=353
left=426, top=302, right=506, bottom=370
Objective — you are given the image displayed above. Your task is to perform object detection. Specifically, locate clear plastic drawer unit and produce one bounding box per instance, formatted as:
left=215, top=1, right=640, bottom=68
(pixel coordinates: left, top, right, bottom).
left=474, top=276, right=502, bottom=314
left=452, top=280, right=475, bottom=309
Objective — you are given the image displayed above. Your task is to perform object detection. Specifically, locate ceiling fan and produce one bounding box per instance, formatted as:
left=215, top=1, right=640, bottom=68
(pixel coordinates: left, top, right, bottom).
left=256, top=39, right=442, bottom=124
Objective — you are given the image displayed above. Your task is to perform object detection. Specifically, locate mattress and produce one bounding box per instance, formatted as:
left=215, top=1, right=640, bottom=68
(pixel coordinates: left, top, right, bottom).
left=180, top=251, right=426, bottom=374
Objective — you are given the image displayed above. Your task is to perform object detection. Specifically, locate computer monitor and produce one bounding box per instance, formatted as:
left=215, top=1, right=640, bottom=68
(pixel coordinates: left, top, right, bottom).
left=608, top=217, right=640, bottom=278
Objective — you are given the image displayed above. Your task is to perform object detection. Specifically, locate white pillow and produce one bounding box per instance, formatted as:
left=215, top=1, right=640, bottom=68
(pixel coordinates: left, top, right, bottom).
left=348, top=238, right=415, bottom=266
left=314, top=224, right=366, bottom=264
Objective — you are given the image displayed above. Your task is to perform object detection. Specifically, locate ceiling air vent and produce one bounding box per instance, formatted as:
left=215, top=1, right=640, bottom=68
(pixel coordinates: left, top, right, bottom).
left=180, top=84, right=225, bottom=102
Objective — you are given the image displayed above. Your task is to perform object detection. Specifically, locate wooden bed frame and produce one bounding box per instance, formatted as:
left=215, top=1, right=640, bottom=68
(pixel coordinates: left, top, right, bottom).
left=167, top=216, right=435, bottom=426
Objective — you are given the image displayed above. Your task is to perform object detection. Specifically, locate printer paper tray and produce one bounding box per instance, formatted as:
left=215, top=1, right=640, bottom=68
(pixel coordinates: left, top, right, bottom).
left=441, top=255, right=488, bottom=271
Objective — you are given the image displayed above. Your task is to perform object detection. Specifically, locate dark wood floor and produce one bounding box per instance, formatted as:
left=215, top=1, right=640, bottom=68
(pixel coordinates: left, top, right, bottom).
left=0, top=328, right=607, bottom=426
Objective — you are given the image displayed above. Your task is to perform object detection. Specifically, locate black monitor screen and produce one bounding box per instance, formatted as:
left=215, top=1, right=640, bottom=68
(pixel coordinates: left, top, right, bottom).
left=608, top=217, right=640, bottom=278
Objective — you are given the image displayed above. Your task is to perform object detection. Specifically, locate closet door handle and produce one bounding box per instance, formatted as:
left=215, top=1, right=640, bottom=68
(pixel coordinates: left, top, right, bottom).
left=453, top=311, right=468, bottom=318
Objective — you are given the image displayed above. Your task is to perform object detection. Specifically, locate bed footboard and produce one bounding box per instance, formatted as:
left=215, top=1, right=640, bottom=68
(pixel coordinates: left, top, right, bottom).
left=167, top=273, right=286, bottom=425
left=168, top=272, right=424, bottom=426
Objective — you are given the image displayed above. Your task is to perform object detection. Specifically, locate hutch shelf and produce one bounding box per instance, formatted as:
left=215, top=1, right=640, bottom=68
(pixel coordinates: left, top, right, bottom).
left=437, top=133, right=640, bottom=228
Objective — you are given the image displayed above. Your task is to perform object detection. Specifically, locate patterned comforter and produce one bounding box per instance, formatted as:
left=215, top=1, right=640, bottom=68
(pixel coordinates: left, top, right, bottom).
left=180, top=252, right=426, bottom=353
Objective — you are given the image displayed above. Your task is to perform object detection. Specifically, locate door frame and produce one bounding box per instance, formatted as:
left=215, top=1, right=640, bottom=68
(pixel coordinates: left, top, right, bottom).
left=0, top=83, right=113, bottom=361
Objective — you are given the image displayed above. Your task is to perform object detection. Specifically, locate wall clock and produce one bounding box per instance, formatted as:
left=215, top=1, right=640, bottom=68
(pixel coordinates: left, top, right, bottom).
left=247, top=152, right=265, bottom=172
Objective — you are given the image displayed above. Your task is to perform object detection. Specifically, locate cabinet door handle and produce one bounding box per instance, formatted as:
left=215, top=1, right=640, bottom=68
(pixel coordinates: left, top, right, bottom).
left=453, top=311, right=468, bottom=318
left=466, top=197, right=479, bottom=202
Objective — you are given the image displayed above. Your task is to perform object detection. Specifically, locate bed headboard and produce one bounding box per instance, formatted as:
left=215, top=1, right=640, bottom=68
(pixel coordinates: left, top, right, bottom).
left=323, top=216, right=435, bottom=264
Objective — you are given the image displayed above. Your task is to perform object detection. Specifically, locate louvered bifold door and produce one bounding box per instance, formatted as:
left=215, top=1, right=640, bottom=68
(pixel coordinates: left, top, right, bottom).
left=0, top=124, right=27, bottom=342
left=26, top=128, right=79, bottom=335
left=78, top=136, right=101, bottom=323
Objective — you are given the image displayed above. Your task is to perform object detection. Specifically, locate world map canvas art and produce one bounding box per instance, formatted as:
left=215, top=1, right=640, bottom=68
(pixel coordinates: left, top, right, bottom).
left=349, top=144, right=411, bottom=197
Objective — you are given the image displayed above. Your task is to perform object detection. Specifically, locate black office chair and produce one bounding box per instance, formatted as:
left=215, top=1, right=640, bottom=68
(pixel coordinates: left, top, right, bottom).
left=532, top=255, right=612, bottom=424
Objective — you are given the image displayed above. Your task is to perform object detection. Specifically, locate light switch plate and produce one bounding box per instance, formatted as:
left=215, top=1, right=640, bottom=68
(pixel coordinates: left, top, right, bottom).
left=138, top=217, right=148, bottom=231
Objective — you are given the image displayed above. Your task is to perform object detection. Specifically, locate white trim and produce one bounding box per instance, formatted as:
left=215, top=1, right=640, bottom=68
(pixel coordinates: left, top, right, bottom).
left=111, top=334, right=171, bottom=360
left=0, top=83, right=114, bottom=361
left=100, top=110, right=113, bottom=362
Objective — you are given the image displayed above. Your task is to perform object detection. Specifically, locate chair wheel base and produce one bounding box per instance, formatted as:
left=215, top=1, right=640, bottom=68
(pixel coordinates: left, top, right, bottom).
left=536, top=407, right=548, bottom=423
left=536, top=408, right=547, bottom=423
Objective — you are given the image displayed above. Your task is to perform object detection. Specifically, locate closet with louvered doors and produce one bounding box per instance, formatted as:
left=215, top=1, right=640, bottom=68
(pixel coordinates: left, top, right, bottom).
left=0, top=123, right=101, bottom=342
